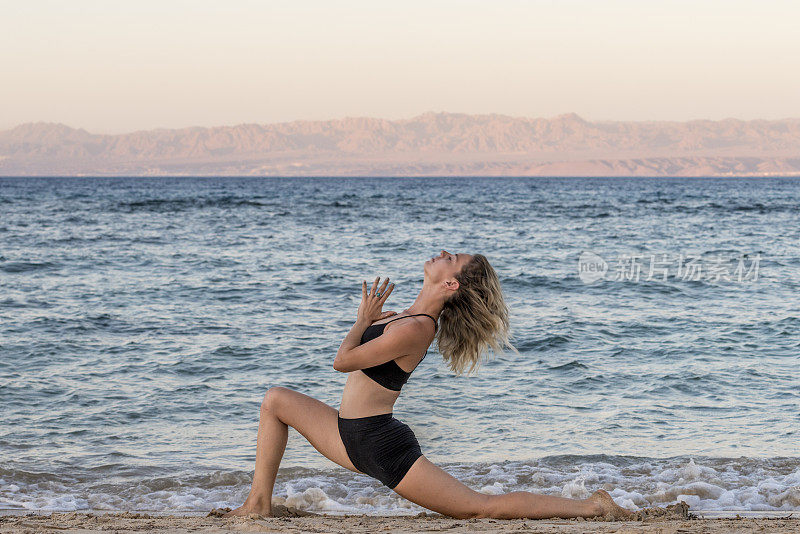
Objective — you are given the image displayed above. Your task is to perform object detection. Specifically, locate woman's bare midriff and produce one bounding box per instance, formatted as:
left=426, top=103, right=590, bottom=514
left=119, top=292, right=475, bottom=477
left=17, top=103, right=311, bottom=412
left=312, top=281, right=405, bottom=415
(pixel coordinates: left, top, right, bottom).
left=338, top=372, right=399, bottom=418
left=338, top=315, right=432, bottom=418
left=338, top=352, right=423, bottom=418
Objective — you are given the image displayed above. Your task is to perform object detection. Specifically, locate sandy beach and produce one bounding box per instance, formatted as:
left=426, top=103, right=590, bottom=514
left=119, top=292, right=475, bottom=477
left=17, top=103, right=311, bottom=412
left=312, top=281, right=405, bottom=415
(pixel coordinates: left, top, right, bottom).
left=1, top=513, right=798, bottom=534
left=2, top=503, right=799, bottom=534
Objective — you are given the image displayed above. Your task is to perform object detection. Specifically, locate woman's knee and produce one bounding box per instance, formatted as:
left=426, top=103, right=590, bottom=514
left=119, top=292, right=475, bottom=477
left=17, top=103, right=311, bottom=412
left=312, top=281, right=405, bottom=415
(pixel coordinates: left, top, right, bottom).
left=261, top=386, right=293, bottom=415
left=425, top=487, right=492, bottom=519
left=447, top=494, right=491, bottom=519
left=474, top=494, right=499, bottom=519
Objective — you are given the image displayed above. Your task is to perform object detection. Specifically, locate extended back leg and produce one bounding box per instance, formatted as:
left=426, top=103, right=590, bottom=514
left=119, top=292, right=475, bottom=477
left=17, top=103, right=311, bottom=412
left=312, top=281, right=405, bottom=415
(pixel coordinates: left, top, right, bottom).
left=393, top=455, right=626, bottom=519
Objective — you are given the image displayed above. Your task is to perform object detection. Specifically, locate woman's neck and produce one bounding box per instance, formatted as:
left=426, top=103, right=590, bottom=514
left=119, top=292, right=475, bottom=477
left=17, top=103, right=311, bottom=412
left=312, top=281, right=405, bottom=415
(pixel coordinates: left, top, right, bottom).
left=401, top=281, right=444, bottom=319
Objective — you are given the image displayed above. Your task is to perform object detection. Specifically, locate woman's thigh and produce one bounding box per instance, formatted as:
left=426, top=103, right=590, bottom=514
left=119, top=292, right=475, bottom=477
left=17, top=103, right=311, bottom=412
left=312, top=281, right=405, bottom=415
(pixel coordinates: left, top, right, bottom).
left=392, top=455, right=490, bottom=519
left=266, top=386, right=363, bottom=474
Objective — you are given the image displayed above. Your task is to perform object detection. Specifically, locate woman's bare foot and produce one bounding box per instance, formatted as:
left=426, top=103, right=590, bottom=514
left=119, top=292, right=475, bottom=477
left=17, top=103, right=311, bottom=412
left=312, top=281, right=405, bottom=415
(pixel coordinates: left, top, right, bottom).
left=588, top=489, right=634, bottom=519
left=222, top=498, right=272, bottom=518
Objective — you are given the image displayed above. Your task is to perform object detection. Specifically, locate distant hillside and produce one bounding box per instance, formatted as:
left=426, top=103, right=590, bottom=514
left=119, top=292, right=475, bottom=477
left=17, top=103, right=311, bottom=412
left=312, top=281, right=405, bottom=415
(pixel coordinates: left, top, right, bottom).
left=2, top=112, right=799, bottom=176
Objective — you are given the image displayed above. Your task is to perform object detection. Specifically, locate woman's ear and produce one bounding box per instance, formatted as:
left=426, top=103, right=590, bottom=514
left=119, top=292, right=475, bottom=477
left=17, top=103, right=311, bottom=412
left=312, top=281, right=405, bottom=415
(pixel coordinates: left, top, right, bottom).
left=443, top=278, right=460, bottom=292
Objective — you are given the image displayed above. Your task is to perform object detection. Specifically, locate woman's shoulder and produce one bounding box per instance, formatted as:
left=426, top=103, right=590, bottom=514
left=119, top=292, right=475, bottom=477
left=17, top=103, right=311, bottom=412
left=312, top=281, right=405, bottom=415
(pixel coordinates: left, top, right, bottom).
left=382, top=312, right=434, bottom=324
left=383, top=314, right=437, bottom=337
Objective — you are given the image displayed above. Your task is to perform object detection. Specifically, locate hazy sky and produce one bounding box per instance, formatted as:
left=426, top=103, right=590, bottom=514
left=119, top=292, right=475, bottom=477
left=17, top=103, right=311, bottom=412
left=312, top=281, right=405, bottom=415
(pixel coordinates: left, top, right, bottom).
left=1, top=0, right=798, bottom=133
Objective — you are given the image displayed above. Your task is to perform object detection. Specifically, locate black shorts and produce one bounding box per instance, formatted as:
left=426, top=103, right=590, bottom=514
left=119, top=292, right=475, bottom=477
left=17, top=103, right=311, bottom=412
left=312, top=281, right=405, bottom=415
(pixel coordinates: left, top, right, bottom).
left=337, top=412, right=423, bottom=489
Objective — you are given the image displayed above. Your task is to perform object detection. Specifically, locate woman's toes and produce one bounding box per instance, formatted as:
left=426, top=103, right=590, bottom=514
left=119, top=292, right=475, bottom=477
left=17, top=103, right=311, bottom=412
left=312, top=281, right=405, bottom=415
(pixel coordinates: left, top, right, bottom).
left=222, top=505, right=258, bottom=518
left=590, top=489, right=634, bottom=519
left=207, top=507, right=231, bottom=517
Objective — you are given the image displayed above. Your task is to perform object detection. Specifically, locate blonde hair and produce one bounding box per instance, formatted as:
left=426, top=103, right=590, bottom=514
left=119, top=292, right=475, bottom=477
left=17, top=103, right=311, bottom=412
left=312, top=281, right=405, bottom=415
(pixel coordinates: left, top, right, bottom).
left=436, top=254, right=518, bottom=375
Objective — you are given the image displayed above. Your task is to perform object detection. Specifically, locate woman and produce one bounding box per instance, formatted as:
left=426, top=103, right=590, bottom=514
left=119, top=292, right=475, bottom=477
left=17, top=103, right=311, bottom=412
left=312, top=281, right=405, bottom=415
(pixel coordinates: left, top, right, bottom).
left=225, top=250, right=633, bottom=519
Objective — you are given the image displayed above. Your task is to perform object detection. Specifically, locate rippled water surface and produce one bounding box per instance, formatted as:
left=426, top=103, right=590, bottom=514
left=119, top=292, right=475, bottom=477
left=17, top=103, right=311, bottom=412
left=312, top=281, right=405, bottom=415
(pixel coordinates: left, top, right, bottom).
left=1, top=176, right=798, bottom=514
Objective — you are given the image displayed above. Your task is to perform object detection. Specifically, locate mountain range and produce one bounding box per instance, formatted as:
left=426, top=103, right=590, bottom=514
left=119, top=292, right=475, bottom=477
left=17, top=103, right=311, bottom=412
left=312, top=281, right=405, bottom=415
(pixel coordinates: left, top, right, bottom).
left=2, top=112, right=799, bottom=176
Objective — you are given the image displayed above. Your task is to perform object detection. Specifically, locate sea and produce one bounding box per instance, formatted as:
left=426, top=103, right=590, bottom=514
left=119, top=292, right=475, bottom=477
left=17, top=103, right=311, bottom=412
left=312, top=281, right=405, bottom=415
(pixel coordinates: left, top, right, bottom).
left=1, top=176, right=798, bottom=515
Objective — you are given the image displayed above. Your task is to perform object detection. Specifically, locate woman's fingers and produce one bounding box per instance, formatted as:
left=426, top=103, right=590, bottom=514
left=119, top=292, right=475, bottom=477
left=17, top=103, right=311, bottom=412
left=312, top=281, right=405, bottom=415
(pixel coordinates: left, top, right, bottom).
left=367, top=276, right=395, bottom=298
left=370, top=276, right=380, bottom=296
left=377, top=277, right=390, bottom=294
left=379, top=281, right=395, bottom=302
left=362, top=280, right=367, bottom=299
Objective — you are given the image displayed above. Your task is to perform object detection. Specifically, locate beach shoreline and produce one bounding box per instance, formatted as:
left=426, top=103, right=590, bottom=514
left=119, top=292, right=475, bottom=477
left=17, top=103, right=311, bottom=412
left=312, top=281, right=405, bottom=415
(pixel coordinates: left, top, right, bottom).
left=2, top=509, right=799, bottom=534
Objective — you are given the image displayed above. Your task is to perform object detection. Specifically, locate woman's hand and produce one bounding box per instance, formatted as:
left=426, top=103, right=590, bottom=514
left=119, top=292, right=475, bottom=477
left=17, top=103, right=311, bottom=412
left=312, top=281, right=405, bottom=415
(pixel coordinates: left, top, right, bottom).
left=358, top=276, right=396, bottom=325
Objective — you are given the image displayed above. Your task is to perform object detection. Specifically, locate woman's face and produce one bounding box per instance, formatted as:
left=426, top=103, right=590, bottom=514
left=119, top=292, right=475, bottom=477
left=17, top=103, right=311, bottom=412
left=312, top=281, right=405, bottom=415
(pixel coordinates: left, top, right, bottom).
left=424, top=250, right=473, bottom=283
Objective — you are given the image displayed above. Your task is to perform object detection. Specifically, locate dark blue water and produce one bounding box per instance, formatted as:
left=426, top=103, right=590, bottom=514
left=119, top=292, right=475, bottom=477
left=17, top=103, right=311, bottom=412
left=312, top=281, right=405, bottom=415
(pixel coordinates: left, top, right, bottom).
left=1, top=176, right=798, bottom=514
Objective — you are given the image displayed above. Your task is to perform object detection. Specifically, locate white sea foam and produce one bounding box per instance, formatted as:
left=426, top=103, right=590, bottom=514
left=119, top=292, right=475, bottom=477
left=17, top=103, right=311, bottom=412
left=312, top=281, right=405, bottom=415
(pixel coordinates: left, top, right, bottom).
left=3, top=456, right=799, bottom=515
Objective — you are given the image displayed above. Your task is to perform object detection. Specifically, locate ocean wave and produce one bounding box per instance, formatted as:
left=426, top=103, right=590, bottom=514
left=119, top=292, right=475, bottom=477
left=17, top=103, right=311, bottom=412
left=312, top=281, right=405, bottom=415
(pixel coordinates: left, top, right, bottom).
left=113, top=196, right=282, bottom=213
left=0, top=260, right=62, bottom=274
left=2, top=457, right=799, bottom=515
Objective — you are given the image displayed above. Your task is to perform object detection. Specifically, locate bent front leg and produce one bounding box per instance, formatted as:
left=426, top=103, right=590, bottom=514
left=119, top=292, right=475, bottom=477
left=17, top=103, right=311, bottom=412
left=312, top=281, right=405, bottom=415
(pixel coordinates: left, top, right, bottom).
left=226, top=387, right=290, bottom=516
left=229, top=386, right=363, bottom=517
left=247, top=387, right=291, bottom=508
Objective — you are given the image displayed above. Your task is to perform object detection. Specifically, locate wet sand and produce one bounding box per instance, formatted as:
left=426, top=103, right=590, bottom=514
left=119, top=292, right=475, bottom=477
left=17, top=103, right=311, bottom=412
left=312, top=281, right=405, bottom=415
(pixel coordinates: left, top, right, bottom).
left=2, top=503, right=798, bottom=534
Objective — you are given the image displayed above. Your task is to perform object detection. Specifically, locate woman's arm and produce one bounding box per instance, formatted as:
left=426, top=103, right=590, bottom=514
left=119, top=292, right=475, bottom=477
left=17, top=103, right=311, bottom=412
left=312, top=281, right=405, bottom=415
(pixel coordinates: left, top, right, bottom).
left=333, top=319, right=430, bottom=372
left=334, top=275, right=420, bottom=373
left=335, top=317, right=372, bottom=364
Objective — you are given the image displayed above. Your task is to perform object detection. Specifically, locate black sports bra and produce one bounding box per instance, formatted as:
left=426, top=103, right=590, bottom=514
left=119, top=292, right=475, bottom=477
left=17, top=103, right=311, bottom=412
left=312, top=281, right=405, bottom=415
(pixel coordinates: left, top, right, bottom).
left=359, top=313, right=437, bottom=391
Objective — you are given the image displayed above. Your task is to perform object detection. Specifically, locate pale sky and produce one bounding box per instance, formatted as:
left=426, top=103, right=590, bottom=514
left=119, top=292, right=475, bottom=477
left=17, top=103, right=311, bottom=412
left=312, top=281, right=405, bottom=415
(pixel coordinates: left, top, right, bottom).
left=1, top=0, right=798, bottom=133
